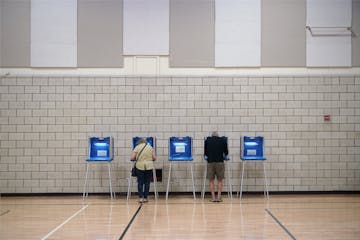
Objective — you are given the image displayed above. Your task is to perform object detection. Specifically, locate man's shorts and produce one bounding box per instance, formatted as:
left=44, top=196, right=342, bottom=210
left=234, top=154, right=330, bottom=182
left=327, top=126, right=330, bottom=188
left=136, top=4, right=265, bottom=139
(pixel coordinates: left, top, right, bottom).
left=207, top=162, right=225, bottom=180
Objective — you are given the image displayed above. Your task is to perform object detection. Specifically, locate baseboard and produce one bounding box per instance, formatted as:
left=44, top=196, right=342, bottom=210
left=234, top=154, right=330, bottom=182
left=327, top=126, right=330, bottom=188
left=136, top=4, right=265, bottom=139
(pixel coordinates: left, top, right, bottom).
left=1, top=190, right=359, bottom=197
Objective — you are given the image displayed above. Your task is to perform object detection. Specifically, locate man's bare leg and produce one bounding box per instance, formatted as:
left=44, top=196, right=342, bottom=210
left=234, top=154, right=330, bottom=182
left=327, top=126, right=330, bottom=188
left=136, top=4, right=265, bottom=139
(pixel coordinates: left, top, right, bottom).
left=217, top=180, right=223, bottom=201
left=209, top=179, right=216, bottom=201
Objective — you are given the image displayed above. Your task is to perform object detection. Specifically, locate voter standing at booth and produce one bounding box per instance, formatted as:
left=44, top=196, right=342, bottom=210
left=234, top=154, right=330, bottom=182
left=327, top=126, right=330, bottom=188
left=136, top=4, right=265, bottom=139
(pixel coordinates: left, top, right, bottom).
left=204, top=132, right=228, bottom=202
left=131, top=138, right=156, bottom=203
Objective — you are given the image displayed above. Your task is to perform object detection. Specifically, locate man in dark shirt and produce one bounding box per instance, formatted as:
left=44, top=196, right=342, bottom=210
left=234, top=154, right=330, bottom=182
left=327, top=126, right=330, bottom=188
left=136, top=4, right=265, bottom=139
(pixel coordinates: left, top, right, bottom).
left=204, top=131, right=228, bottom=202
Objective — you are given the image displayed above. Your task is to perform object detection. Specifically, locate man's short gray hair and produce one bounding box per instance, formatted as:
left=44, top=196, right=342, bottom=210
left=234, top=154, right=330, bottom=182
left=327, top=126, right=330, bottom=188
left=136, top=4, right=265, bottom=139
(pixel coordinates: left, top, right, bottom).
left=211, top=131, right=219, bottom=137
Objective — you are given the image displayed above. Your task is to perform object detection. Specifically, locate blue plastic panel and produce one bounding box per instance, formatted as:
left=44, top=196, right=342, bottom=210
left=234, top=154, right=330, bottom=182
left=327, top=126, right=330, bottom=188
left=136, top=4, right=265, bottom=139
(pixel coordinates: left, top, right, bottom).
left=169, top=136, right=193, bottom=161
left=132, top=137, right=155, bottom=149
left=204, top=136, right=230, bottom=161
left=87, top=137, right=113, bottom=161
left=241, top=136, right=266, bottom=161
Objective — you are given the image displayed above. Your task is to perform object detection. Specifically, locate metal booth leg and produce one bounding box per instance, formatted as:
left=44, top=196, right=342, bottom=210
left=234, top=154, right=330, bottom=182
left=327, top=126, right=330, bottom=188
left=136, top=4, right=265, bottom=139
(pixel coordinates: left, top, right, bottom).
left=166, top=162, right=195, bottom=200
left=239, top=161, right=246, bottom=199
left=226, top=162, right=233, bottom=199
left=263, top=162, right=269, bottom=199
left=83, top=162, right=90, bottom=199
left=127, top=164, right=133, bottom=201
left=152, top=167, right=158, bottom=200
left=107, top=162, right=115, bottom=199
left=190, top=162, right=196, bottom=200
left=201, top=165, right=207, bottom=200
left=166, top=162, right=172, bottom=201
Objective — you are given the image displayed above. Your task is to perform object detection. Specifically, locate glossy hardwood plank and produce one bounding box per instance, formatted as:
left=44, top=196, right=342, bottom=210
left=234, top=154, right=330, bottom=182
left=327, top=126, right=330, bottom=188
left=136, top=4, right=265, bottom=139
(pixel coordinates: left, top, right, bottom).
left=0, top=203, right=83, bottom=239
left=126, top=203, right=289, bottom=239
left=269, top=204, right=360, bottom=239
left=50, top=204, right=139, bottom=240
left=0, top=196, right=138, bottom=240
left=0, top=194, right=359, bottom=240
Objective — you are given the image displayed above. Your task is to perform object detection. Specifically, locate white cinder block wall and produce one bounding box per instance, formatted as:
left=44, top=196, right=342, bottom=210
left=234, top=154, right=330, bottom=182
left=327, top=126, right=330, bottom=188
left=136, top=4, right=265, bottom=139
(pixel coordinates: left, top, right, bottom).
left=0, top=75, right=359, bottom=194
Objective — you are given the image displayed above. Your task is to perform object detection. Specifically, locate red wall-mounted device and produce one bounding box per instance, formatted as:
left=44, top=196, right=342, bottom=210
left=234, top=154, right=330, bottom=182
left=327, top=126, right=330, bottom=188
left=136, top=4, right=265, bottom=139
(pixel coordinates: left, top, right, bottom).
left=324, top=115, right=330, bottom=121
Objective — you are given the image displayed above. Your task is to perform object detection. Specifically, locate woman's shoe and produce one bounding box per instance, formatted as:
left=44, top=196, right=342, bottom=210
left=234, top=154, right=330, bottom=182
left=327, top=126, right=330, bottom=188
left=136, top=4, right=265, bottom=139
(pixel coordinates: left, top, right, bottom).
left=138, top=198, right=143, bottom=203
left=143, top=198, right=148, bottom=203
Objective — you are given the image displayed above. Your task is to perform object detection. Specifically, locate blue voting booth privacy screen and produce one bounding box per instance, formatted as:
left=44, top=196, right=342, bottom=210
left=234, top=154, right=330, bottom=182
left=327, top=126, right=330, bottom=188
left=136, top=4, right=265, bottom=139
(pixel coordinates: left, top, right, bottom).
left=132, top=137, right=154, bottom=149
left=88, top=137, right=114, bottom=161
left=169, top=136, right=193, bottom=161
left=241, top=136, right=266, bottom=160
left=204, top=136, right=230, bottom=161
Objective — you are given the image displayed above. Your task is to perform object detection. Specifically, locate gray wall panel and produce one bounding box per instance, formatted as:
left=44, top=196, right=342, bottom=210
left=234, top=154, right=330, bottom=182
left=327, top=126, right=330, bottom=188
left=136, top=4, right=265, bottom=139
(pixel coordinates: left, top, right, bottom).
left=261, top=0, right=306, bottom=67
left=1, top=0, right=30, bottom=67
left=78, top=0, right=123, bottom=67
left=169, top=0, right=214, bottom=67
left=353, top=0, right=360, bottom=66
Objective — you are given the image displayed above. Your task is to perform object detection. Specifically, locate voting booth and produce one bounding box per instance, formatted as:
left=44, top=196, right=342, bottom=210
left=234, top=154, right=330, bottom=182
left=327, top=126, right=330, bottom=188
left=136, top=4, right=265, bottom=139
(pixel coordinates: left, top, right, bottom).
left=166, top=136, right=196, bottom=200
left=168, top=136, right=193, bottom=161
left=201, top=136, right=233, bottom=199
left=238, top=136, right=269, bottom=199
left=83, top=137, right=115, bottom=198
left=127, top=137, right=158, bottom=200
left=132, top=137, right=155, bottom=150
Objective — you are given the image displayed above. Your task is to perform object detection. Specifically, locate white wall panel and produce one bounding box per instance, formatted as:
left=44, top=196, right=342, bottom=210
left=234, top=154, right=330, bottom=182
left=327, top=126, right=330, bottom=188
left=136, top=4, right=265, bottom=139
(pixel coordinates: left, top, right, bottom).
left=123, top=0, right=169, bottom=55
left=31, top=0, right=77, bottom=67
left=307, top=0, right=351, bottom=27
left=215, top=0, right=261, bottom=67
left=306, top=0, right=352, bottom=67
left=353, top=0, right=360, bottom=66
left=306, top=31, right=351, bottom=67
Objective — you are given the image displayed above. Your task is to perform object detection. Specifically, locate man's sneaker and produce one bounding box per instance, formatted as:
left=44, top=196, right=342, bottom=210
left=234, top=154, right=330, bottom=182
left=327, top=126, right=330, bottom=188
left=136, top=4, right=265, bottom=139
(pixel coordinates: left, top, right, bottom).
left=210, top=198, right=217, bottom=203
left=217, top=198, right=223, bottom=202
left=143, top=198, right=148, bottom=203
left=138, top=198, right=143, bottom=203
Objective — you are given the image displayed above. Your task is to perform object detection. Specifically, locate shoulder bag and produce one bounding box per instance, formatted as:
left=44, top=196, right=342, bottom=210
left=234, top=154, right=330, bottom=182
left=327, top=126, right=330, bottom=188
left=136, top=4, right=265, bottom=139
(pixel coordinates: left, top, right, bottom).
left=131, top=143, right=147, bottom=177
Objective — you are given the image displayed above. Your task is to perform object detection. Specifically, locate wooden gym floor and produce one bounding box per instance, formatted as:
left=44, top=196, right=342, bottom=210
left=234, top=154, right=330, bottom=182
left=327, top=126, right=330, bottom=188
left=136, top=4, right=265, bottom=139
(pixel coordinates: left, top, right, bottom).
left=0, top=194, right=359, bottom=240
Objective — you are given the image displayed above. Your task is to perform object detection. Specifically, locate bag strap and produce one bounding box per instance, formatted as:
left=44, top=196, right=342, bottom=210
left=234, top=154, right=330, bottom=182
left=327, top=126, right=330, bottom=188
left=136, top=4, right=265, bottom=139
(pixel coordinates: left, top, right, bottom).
left=135, top=143, right=147, bottom=167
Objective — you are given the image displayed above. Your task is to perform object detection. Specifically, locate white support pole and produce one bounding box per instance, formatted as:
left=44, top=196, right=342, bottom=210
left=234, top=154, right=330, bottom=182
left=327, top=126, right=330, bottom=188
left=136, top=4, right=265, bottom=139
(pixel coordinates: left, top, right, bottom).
left=201, top=163, right=207, bottom=199
left=166, top=162, right=172, bottom=200
left=152, top=167, right=158, bottom=200
left=107, top=162, right=114, bottom=198
left=239, top=161, right=246, bottom=199
left=263, top=161, right=269, bottom=199
left=127, top=162, right=134, bottom=201
left=190, top=162, right=196, bottom=200
left=82, top=163, right=90, bottom=199
left=226, top=161, right=232, bottom=199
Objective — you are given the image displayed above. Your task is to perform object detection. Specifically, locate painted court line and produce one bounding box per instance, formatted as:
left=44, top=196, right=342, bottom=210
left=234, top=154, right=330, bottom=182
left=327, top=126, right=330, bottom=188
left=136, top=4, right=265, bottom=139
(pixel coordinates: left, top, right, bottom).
left=40, top=204, right=89, bottom=240
left=265, top=208, right=297, bottom=240
left=119, top=204, right=143, bottom=240
left=0, top=210, right=10, bottom=216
